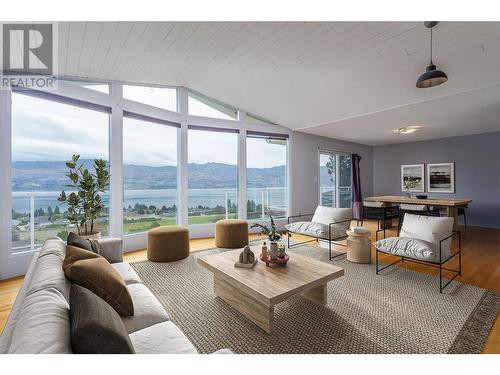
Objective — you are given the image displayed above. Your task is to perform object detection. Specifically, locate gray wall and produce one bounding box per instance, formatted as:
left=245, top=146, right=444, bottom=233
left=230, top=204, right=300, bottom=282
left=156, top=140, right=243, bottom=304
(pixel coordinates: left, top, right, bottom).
left=289, top=131, right=373, bottom=216
left=373, top=132, right=500, bottom=228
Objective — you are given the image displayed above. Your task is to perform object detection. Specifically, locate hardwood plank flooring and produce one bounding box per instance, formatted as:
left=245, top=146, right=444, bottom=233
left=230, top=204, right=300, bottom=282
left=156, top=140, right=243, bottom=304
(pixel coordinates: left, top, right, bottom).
left=0, top=225, right=498, bottom=353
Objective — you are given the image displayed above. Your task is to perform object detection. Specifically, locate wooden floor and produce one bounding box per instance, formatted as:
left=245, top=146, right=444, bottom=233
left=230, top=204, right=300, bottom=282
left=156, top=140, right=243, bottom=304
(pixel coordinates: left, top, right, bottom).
left=0, top=223, right=498, bottom=353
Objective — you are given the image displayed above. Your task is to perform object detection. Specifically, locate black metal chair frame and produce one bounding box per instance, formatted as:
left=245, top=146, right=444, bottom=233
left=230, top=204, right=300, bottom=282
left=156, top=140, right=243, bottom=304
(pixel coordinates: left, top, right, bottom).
left=361, top=205, right=400, bottom=241
left=287, top=213, right=351, bottom=261
left=376, top=231, right=461, bottom=293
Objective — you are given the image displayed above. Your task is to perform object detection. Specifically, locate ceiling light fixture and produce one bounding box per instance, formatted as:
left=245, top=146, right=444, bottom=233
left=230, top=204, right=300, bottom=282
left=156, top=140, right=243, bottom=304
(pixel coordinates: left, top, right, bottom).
left=398, top=126, right=420, bottom=134
left=416, top=21, right=448, bottom=88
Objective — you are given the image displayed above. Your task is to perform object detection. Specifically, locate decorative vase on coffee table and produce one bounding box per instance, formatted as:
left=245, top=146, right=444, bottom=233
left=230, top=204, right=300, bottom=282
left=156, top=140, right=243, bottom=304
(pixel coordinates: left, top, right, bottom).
left=270, top=242, right=279, bottom=260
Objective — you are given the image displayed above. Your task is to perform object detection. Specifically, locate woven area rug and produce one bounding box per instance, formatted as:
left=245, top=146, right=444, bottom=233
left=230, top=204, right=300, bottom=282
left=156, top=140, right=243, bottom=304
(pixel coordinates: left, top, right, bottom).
left=130, top=244, right=499, bottom=354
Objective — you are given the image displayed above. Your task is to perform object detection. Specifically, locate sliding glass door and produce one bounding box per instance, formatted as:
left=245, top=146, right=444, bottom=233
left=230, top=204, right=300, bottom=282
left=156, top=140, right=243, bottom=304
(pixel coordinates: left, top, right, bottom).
left=319, top=152, right=352, bottom=208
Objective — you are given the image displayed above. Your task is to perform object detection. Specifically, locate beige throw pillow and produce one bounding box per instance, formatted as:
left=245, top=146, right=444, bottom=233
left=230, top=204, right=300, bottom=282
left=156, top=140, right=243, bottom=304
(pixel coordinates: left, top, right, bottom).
left=63, top=245, right=134, bottom=316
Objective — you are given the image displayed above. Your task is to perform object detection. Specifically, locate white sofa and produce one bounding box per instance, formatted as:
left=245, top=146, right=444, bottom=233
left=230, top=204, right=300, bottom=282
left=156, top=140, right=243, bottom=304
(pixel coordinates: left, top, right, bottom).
left=0, top=237, right=216, bottom=354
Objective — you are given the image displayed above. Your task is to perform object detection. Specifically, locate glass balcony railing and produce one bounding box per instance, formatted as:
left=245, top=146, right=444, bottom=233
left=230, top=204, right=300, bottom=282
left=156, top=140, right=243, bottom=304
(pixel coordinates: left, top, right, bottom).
left=247, top=187, right=287, bottom=220
left=11, top=191, right=109, bottom=253
left=188, top=189, right=239, bottom=225
left=320, top=186, right=352, bottom=208
left=11, top=187, right=288, bottom=250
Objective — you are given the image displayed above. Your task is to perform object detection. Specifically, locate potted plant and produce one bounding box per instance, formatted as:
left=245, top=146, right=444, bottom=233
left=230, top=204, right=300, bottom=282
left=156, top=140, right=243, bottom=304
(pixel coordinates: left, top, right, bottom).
left=251, top=216, right=287, bottom=260
left=57, top=154, right=110, bottom=240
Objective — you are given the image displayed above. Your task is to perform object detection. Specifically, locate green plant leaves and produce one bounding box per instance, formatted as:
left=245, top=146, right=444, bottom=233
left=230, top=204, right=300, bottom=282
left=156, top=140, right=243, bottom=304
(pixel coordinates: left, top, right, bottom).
left=58, top=156, right=110, bottom=235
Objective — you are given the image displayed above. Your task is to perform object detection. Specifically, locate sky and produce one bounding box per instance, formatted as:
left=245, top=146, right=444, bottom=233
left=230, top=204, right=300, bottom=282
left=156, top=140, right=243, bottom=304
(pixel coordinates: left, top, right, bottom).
left=11, top=91, right=286, bottom=168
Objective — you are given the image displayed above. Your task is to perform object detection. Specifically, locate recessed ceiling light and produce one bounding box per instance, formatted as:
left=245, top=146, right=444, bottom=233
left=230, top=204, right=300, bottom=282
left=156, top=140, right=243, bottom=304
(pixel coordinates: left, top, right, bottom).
left=398, top=126, right=421, bottom=134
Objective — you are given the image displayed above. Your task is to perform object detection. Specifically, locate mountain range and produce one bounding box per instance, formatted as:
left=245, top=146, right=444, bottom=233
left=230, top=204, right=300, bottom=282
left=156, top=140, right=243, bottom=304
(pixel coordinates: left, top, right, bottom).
left=12, top=160, right=286, bottom=191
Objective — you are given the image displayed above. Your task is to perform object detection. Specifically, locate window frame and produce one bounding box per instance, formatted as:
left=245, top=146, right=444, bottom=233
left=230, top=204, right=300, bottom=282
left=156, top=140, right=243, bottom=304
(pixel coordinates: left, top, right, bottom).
left=246, top=132, right=289, bottom=220
left=122, top=83, right=179, bottom=113
left=187, top=125, right=240, bottom=226
left=9, top=88, right=112, bottom=254
left=188, top=90, right=239, bottom=121
left=122, top=112, right=180, bottom=236
left=0, top=78, right=292, bottom=279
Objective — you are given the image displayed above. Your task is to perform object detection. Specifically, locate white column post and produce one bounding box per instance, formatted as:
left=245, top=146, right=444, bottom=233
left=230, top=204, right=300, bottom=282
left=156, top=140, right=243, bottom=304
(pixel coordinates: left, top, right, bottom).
left=109, top=82, right=124, bottom=238
left=286, top=135, right=292, bottom=218
left=178, top=87, right=189, bottom=227
left=225, top=192, right=229, bottom=219
left=335, top=154, right=340, bottom=208
left=238, top=112, right=247, bottom=220
left=261, top=191, right=265, bottom=219
left=0, top=88, right=12, bottom=279
left=30, top=193, right=35, bottom=249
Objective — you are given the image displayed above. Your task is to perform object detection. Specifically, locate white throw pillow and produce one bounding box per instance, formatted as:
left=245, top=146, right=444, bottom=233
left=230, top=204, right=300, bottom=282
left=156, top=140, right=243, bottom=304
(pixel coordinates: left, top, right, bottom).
left=400, top=214, right=454, bottom=257
left=311, top=206, right=352, bottom=238
left=311, top=206, right=352, bottom=225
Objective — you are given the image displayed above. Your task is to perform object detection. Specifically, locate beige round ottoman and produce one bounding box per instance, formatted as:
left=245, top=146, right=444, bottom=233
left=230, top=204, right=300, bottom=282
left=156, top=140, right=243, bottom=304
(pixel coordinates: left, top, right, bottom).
left=215, top=219, right=248, bottom=248
left=346, top=228, right=372, bottom=263
left=147, top=226, right=189, bottom=262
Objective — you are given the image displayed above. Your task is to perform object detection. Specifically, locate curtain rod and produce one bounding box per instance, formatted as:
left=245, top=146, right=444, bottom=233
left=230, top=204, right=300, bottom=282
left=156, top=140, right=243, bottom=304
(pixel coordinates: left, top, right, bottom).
left=318, top=146, right=356, bottom=155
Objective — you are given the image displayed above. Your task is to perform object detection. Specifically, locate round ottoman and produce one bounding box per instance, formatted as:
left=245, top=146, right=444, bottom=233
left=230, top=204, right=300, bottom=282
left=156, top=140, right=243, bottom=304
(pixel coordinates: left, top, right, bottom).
left=215, top=219, right=248, bottom=248
left=147, top=226, right=189, bottom=262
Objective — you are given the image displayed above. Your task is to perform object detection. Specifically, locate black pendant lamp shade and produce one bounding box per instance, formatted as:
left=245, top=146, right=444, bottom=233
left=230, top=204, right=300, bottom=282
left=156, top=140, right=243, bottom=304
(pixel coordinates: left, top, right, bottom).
left=416, top=64, right=448, bottom=88
left=416, top=21, right=448, bottom=88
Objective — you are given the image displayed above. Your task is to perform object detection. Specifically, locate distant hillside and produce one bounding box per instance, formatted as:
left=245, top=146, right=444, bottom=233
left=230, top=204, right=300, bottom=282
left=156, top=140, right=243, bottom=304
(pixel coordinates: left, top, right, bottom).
left=12, top=160, right=286, bottom=191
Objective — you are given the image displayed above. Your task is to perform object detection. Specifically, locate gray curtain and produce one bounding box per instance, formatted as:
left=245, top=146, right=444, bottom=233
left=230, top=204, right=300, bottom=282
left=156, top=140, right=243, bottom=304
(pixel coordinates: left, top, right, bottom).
left=352, top=154, right=363, bottom=220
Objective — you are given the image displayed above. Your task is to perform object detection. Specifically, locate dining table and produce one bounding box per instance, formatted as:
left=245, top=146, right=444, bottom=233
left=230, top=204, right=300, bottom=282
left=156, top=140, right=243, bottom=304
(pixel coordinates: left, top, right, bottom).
left=363, top=195, right=472, bottom=230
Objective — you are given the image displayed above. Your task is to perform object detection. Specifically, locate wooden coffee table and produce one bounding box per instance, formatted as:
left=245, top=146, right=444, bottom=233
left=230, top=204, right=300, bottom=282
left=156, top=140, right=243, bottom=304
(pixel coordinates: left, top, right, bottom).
left=197, top=246, right=344, bottom=333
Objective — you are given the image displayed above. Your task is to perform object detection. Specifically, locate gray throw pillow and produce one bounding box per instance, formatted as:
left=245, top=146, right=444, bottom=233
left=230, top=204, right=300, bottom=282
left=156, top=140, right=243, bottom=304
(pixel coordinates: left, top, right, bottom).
left=69, top=285, right=135, bottom=354
left=67, top=232, right=100, bottom=254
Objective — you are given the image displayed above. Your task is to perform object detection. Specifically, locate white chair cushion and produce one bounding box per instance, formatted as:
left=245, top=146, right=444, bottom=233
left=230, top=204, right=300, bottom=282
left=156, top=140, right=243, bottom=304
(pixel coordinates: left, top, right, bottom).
left=129, top=321, right=197, bottom=354
left=121, top=283, right=169, bottom=334
left=112, top=263, right=142, bottom=285
left=400, top=214, right=454, bottom=257
left=376, top=237, right=442, bottom=262
left=285, top=221, right=347, bottom=239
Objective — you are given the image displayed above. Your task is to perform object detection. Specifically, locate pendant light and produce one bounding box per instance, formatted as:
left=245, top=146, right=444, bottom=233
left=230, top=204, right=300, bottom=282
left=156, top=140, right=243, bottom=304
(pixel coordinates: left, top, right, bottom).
left=416, top=21, right=448, bottom=88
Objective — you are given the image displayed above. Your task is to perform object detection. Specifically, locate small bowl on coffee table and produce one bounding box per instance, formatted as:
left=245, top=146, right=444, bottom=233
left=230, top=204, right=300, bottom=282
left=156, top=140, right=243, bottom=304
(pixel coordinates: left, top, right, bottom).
left=260, top=254, right=289, bottom=267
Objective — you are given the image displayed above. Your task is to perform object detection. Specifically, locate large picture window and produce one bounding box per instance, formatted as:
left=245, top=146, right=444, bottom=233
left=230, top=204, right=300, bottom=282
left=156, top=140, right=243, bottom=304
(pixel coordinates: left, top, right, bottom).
left=5, top=81, right=292, bottom=261
left=319, top=152, right=352, bottom=208
left=11, top=93, right=110, bottom=252
left=188, top=127, right=238, bottom=224
left=123, top=115, right=178, bottom=234
left=246, top=133, right=288, bottom=219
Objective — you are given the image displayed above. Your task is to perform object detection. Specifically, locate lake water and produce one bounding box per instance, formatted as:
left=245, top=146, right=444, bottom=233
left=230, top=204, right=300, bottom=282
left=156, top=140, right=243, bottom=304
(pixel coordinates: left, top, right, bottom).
left=12, top=187, right=287, bottom=213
